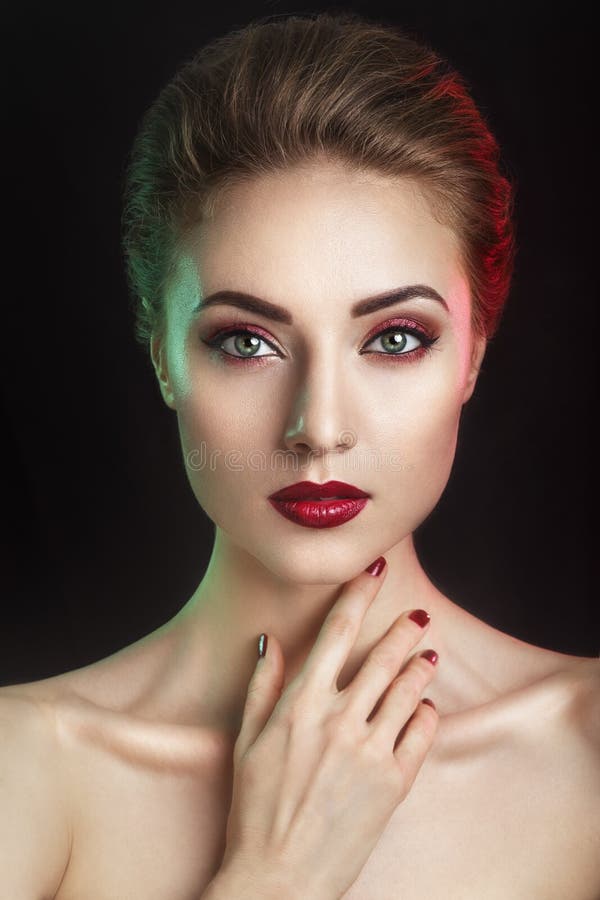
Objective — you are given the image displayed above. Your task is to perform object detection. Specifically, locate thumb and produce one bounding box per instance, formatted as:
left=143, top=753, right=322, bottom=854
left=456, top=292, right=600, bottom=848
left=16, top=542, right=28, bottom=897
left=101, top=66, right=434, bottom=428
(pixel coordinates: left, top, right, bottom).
left=233, top=632, right=285, bottom=764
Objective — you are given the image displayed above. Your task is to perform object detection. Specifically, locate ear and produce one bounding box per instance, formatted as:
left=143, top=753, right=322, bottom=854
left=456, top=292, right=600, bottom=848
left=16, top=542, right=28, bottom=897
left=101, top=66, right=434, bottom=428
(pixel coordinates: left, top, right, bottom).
left=150, top=331, right=177, bottom=410
left=462, top=332, right=487, bottom=405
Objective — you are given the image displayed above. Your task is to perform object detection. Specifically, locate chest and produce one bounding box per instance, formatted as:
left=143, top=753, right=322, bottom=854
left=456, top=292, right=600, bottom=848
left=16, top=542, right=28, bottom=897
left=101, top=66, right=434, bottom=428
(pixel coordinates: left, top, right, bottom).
left=56, top=735, right=598, bottom=900
left=342, top=744, right=597, bottom=900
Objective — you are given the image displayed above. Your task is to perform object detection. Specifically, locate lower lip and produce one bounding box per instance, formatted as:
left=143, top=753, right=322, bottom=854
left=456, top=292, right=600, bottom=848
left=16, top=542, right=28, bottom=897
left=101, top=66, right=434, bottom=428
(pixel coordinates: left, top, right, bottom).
left=268, top=497, right=369, bottom=528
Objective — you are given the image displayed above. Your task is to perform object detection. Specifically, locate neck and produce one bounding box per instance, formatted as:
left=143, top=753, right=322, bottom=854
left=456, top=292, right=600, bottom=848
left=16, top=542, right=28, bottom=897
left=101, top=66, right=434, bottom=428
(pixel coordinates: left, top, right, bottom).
left=158, top=528, right=522, bottom=741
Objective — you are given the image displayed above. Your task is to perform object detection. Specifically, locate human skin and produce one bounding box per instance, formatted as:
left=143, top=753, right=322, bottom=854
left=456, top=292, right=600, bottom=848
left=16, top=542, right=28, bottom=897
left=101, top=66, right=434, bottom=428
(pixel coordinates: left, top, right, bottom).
left=145, top=156, right=532, bottom=744
left=2, top=157, right=599, bottom=900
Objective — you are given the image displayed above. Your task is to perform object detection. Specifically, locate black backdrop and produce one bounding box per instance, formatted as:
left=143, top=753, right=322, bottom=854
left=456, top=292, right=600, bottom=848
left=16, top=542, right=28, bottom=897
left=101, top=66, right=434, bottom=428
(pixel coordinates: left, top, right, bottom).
left=2, top=1, right=598, bottom=686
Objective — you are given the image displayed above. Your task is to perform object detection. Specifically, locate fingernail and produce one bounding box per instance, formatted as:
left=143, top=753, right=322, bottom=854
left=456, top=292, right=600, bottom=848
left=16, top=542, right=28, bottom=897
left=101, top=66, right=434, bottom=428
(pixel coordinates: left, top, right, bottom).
left=258, top=633, right=268, bottom=659
left=365, top=556, right=386, bottom=576
left=420, top=649, right=438, bottom=665
left=422, top=697, right=436, bottom=709
left=409, top=609, right=430, bottom=627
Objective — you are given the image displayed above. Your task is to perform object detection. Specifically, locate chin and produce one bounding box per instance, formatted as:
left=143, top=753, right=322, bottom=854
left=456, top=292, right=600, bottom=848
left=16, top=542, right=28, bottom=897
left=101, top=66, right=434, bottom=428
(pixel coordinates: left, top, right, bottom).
left=245, top=532, right=397, bottom=587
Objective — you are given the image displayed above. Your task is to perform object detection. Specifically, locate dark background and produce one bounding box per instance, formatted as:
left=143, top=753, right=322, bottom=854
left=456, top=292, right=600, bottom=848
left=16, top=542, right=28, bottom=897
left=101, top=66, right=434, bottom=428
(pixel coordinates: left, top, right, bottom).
left=2, top=1, right=598, bottom=686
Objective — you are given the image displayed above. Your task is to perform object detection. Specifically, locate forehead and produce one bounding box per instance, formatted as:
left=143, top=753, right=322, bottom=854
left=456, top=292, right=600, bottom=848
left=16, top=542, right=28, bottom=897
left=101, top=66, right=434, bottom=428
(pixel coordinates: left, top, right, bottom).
left=169, top=160, right=468, bottom=320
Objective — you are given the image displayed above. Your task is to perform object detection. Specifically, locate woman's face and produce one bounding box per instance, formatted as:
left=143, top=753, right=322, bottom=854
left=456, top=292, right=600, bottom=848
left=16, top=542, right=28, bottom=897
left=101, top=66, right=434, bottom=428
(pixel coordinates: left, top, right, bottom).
left=151, top=160, right=486, bottom=583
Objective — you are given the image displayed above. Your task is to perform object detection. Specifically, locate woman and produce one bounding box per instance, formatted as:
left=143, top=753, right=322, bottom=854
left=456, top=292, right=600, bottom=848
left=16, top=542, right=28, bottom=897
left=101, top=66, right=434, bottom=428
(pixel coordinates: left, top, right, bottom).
left=1, top=10, right=598, bottom=899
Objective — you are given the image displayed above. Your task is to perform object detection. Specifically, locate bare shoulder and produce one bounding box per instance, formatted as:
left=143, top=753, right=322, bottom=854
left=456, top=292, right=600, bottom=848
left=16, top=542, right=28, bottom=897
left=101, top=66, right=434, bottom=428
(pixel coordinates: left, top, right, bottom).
left=531, top=653, right=600, bottom=744
left=542, top=655, right=600, bottom=831
left=558, top=656, right=600, bottom=879
left=0, top=683, right=72, bottom=898
left=562, top=655, right=600, bottom=747
left=0, top=681, right=64, bottom=768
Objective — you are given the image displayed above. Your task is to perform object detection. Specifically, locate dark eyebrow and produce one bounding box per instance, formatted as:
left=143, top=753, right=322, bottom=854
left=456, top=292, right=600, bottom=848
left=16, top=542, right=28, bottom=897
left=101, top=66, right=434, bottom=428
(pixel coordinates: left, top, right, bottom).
left=193, top=284, right=448, bottom=324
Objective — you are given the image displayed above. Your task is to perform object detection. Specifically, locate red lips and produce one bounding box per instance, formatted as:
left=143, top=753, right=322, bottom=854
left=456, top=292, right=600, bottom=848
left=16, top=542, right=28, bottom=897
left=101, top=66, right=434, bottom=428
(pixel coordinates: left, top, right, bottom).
left=269, top=480, right=370, bottom=501
left=268, top=480, right=371, bottom=528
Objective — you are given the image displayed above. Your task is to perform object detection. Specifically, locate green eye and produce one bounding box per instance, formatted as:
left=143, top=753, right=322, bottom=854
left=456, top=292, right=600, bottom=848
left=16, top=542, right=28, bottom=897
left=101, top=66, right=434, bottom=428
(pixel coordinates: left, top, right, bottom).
left=361, top=325, right=439, bottom=359
left=202, top=323, right=440, bottom=366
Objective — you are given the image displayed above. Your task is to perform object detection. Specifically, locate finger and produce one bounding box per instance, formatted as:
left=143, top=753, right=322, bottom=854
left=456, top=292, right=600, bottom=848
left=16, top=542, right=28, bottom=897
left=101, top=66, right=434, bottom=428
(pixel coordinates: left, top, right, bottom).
left=234, top=632, right=285, bottom=766
left=392, top=695, right=439, bottom=782
left=367, top=650, right=438, bottom=750
left=301, top=557, right=388, bottom=694
left=341, top=609, right=431, bottom=722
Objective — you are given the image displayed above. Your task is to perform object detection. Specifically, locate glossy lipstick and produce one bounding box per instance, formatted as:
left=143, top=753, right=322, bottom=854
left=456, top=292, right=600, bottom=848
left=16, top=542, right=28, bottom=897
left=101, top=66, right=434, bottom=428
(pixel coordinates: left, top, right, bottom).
left=268, top=480, right=370, bottom=529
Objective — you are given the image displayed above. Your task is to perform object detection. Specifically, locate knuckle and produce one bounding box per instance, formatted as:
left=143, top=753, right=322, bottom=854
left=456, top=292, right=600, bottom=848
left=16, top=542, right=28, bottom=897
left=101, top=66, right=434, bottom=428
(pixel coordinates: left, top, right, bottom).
left=280, top=694, right=312, bottom=726
left=323, top=712, right=356, bottom=749
left=359, top=732, right=388, bottom=766
left=397, top=612, right=419, bottom=635
left=399, top=668, right=423, bottom=703
left=395, top=613, right=414, bottom=632
left=325, top=611, right=354, bottom=638
left=369, top=646, right=401, bottom=674
left=276, top=683, right=312, bottom=726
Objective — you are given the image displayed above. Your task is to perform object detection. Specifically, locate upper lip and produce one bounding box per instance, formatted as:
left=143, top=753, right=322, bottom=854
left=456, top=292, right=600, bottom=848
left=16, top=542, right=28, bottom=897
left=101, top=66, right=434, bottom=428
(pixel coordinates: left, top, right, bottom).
left=269, top=480, right=370, bottom=501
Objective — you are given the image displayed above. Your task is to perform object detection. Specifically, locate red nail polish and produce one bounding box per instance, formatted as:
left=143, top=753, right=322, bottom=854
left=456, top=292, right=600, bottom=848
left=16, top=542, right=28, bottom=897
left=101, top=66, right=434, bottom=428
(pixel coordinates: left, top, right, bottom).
left=365, top=556, right=386, bottom=576
left=421, top=649, right=438, bottom=665
left=409, top=609, right=430, bottom=627
left=422, top=698, right=436, bottom=710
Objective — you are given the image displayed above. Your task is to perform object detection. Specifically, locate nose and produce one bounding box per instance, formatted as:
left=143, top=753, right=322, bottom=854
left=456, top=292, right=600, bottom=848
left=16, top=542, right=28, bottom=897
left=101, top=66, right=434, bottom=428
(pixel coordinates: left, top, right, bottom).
left=282, top=360, right=356, bottom=458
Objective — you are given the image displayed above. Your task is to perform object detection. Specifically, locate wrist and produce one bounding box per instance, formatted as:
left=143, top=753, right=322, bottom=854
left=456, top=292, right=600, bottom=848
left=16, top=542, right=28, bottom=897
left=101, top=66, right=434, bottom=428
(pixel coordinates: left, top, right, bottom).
left=202, top=865, right=302, bottom=900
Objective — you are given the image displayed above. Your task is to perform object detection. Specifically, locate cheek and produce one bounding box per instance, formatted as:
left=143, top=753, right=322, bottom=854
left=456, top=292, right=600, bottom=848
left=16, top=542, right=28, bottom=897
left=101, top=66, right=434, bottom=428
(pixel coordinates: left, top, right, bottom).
left=373, top=373, right=464, bottom=534
left=375, top=350, right=464, bottom=459
left=171, top=333, right=468, bottom=539
left=405, top=389, right=462, bottom=463
left=174, top=391, right=272, bottom=526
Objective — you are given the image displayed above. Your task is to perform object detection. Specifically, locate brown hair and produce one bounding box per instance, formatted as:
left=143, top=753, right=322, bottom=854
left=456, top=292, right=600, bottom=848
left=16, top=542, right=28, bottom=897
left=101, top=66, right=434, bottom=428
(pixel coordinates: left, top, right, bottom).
left=121, top=10, right=517, bottom=353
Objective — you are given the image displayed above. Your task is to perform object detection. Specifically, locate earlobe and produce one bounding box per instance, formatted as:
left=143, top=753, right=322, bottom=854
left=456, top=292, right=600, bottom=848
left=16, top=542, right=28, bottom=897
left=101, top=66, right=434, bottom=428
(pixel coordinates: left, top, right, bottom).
left=150, top=332, right=177, bottom=410
left=462, top=333, right=487, bottom=405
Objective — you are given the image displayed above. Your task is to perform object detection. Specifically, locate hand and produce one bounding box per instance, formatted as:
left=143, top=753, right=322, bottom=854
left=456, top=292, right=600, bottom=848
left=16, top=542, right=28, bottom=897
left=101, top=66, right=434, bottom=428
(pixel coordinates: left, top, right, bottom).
left=218, top=557, right=439, bottom=900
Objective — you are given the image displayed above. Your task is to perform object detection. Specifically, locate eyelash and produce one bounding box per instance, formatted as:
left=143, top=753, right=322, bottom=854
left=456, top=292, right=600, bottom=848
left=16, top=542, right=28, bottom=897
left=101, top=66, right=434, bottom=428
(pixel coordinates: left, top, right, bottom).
left=201, top=319, right=440, bottom=367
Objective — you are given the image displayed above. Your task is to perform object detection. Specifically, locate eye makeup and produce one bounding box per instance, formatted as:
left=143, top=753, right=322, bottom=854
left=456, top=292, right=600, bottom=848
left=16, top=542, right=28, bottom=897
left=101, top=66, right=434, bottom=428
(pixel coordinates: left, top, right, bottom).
left=359, top=316, right=440, bottom=364
left=200, top=316, right=441, bottom=367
